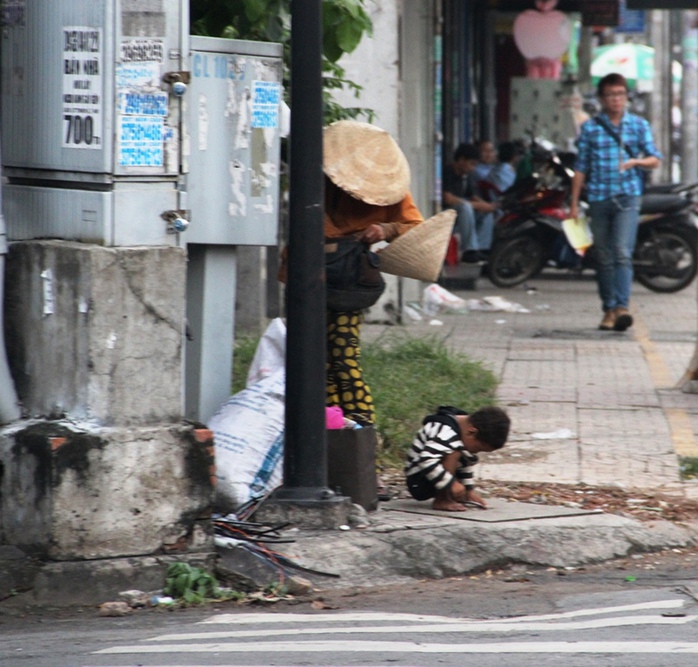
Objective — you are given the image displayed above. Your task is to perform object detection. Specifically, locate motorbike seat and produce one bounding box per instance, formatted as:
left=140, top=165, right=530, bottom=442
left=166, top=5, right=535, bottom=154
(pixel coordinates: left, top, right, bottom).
left=640, top=193, right=688, bottom=215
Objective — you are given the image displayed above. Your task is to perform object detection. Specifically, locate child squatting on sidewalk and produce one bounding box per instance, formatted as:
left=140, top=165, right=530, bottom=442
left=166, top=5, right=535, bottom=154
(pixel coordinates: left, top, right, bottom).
left=404, top=405, right=511, bottom=511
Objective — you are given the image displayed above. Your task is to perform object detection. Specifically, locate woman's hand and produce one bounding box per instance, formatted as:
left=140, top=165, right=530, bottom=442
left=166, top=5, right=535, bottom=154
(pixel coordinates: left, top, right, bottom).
left=359, top=224, right=387, bottom=244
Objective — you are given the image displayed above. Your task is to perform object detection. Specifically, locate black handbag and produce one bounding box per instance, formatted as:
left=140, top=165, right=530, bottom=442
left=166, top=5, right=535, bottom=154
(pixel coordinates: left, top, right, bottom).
left=324, top=237, right=386, bottom=311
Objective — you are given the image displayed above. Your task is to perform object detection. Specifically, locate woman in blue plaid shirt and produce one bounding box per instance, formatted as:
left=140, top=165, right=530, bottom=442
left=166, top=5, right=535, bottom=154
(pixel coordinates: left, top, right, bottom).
left=569, top=73, right=661, bottom=332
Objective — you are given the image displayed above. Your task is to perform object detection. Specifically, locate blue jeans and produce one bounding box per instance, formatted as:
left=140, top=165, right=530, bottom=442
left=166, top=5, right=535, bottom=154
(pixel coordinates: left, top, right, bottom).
left=588, top=194, right=641, bottom=311
left=451, top=202, right=478, bottom=251
left=451, top=203, right=494, bottom=252
left=476, top=211, right=494, bottom=251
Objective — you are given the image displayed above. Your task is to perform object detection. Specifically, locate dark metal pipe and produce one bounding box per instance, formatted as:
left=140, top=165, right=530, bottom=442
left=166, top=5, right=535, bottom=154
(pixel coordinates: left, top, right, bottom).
left=281, top=0, right=328, bottom=496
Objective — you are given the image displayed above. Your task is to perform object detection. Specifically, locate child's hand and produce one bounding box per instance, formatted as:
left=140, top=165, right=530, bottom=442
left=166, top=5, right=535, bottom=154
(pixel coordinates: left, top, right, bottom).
left=465, top=488, right=487, bottom=509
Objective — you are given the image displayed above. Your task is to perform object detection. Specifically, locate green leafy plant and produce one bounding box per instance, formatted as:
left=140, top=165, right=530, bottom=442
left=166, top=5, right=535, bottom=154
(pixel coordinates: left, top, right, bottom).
left=232, top=334, right=263, bottom=395
left=164, top=562, right=233, bottom=605
left=680, top=456, right=698, bottom=480
left=189, top=0, right=374, bottom=122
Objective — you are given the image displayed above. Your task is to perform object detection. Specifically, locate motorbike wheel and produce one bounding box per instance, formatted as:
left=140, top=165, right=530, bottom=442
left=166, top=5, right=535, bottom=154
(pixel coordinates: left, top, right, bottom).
left=634, top=228, right=698, bottom=293
left=487, top=235, right=546, bottom=288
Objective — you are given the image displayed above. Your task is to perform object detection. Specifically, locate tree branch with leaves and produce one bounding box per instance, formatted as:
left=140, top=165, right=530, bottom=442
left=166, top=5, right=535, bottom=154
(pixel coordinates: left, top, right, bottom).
left=190, top=0, right=375, bottom=123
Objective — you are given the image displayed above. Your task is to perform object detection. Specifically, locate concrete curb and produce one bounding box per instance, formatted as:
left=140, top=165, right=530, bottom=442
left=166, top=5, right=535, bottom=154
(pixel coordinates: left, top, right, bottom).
left=0, top=551, right=216, bottom=610
left=277, top=511, right=698, bottom=590
left=2, top=511, right=697, bottom=608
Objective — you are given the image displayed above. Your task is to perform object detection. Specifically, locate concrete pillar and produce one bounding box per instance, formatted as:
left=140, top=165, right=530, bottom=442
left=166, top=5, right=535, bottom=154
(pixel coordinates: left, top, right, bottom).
left=1, top=241, right=215, bottom=562
left=681, top=11, right=698, bottom=184
left=650, top=10, right=672, bottom=184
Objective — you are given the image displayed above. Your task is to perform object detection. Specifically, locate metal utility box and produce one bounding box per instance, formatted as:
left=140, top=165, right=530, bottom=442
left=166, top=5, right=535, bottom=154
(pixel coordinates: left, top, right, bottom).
left=183, top=37, right=282, bottom=423
left=1, top=0, right=186, bottom=246
left=185, top=37, right=283, bottom=246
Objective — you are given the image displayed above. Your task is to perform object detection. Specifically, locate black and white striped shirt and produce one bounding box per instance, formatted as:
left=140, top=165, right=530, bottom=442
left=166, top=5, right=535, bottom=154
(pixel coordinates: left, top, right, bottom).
left=404, top=408, right=478, bottom=491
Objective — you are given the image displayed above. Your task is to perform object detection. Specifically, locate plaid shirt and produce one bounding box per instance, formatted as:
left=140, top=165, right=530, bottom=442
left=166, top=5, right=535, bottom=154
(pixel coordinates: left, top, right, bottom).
left=574, top=111, right=661, bottom=202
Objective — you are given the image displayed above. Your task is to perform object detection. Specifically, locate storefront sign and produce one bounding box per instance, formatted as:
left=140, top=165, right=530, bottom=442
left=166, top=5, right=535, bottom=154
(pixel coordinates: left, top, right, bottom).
left=618, top=0, right=645, bottom=34
left=582, top=1, right=619, bottom=27
left=628, top=1, right=696, bottom=8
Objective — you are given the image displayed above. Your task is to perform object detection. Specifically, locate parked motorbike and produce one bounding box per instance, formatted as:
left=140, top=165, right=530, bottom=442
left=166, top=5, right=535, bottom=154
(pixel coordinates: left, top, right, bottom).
left=486, top=156, right=698, bottom=294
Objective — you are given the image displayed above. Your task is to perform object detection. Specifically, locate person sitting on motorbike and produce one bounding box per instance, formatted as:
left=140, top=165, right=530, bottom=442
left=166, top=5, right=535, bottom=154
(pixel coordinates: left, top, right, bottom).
left=443, top=143, right=498, bottom=264
left=485, top=142, right=525, bottom=198
left=473, top=139, right=497, bottom=184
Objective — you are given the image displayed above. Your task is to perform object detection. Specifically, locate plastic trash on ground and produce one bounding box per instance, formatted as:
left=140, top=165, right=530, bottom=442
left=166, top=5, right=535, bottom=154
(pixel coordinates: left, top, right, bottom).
left=421, top=283, right=468, bottom=316
left=531, top=428, right=576, bottom=440
left=466, top=295, right=530, bottom=313
left=403, top=303, right=424, bottom=321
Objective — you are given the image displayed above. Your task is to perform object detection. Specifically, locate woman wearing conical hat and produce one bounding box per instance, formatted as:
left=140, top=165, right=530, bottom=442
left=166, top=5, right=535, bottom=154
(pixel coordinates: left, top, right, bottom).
left=322, top=121, right=423, bottom=427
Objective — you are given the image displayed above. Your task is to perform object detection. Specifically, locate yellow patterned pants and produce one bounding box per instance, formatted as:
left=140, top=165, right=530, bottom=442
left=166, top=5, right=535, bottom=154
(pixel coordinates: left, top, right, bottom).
left=326, top=310, right=375, bottom=425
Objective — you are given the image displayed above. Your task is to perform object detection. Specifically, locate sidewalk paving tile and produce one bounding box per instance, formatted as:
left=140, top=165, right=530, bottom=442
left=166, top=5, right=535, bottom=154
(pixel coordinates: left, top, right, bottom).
left=383, top=497, right=599, bottom=522
left=370, top=274, right=698, bottom=494
left=498, top=385, right=578, bottom=403
left=577, top=387, right=660, bottom=409
left=658, top=389, right=698, bottom=411
left=577, top=406, right=671, bottom=438
left=501, top=360, right=578, bottom=387
left=653, top=342, right=693, bottom=384
left=504, top=401, right=578, bottom=440
left=478, top=441, right=581, bottom=485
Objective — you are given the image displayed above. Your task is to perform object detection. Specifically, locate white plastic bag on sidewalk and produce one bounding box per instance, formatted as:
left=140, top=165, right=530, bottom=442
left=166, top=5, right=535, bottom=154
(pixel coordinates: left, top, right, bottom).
left=209, top=369, right=285, bottom=511
left=422, top=283, right=468, bottom=316
left=466, top=296, right=530, bottom=313
left=245, top=317, right=286, bottom=387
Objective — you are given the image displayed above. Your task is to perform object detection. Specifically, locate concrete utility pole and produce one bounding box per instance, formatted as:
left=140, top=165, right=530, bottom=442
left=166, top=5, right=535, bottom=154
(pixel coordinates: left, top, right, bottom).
left=650, top=9, right=672, bottom=184
left=681, top=10, right=698, bottom=183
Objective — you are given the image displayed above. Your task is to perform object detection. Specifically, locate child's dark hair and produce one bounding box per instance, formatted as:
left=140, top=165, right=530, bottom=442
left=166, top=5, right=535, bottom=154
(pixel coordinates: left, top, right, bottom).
left=470, top=406, right=510, bottom=449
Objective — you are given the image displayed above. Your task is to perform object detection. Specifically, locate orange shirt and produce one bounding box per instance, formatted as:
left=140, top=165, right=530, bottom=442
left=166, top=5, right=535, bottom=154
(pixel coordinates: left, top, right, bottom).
left=324, top=181, right=423, bottom=242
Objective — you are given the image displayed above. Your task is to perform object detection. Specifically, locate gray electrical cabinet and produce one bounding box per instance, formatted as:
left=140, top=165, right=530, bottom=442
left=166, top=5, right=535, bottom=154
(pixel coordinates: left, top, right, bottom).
left=186, top=37, right=282, bottom=246
left=184, top=37, right=283, bottom=424
left=1, top=0, right=186, bottom=246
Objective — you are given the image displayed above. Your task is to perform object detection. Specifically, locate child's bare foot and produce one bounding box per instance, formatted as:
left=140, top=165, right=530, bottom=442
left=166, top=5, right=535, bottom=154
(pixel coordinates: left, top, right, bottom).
left=432, top=499, right=468, bottom=511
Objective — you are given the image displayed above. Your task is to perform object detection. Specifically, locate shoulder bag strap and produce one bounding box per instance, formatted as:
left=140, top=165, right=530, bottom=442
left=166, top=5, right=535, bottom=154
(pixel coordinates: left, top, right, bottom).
left=594, top=116, right=636, bottom=159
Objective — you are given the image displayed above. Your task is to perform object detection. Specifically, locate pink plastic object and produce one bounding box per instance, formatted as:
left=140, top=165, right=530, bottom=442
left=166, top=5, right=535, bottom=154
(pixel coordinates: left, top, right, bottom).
left=325, top=406, right=345, bottom=429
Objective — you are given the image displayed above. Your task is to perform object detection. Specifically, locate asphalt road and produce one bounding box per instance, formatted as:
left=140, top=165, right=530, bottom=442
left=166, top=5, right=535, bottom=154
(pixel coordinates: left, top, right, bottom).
left=3, top=550, right=698, bottom=667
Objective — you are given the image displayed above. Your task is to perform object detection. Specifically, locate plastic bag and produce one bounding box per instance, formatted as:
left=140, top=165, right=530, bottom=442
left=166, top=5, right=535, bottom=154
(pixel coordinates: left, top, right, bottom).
left=466, top=296, right=530, bottom=313
left=562, top=217, right=593, bottom=256
left=421, top=283, right=468, bottom=316
left=246, top=318, right=286, bottom=387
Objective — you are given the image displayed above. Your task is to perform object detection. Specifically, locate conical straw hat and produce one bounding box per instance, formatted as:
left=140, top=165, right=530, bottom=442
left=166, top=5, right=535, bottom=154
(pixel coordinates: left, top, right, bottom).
left=378, top=209, right=456, bottom=282
left=323, top=120, right=411, bottom=206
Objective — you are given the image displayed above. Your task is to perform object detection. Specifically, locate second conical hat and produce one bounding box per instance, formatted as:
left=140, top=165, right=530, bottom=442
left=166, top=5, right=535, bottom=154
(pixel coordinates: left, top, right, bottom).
left=379, top=209, right=456, bottom=282
left=323, top=121, right=411, bottom=206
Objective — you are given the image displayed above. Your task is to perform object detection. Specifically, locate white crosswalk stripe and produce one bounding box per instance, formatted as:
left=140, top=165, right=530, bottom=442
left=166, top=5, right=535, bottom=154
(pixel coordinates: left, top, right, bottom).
left=93, top=597, right=698, bottom=659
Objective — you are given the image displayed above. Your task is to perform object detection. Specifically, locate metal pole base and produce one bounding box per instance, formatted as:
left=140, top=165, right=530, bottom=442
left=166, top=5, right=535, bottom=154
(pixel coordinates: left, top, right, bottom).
left=253, top=488, right=353, bottom=530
